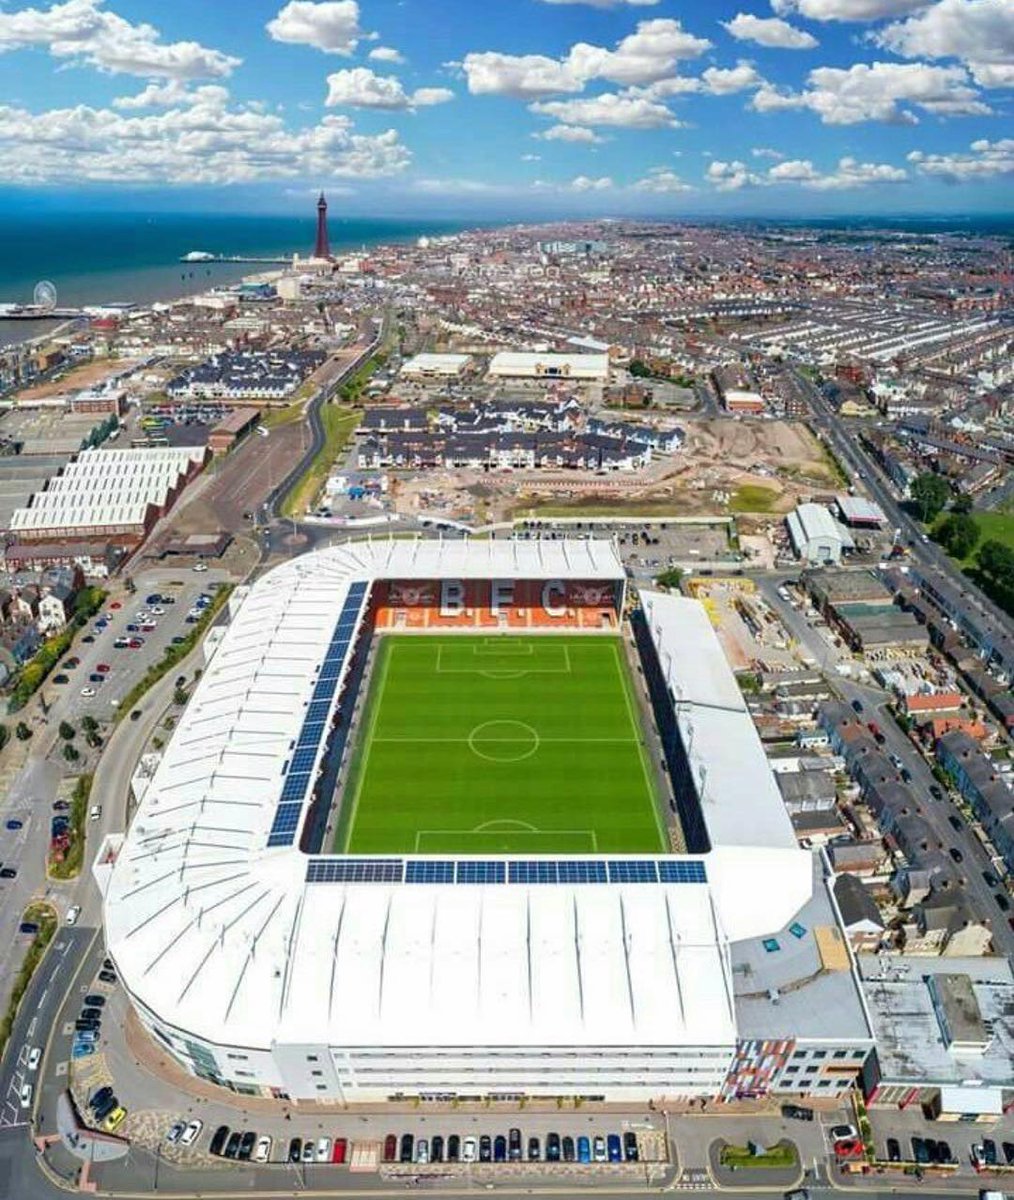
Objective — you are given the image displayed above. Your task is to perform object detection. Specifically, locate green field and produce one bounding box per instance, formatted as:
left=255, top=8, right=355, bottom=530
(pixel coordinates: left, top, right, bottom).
left=335, top=635, right=666, bottom=855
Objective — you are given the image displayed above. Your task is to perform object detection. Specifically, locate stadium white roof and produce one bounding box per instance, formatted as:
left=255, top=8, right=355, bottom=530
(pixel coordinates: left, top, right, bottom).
left=488, top=351, right=609, bottom=380
left=101, top=542, right=824, bottom=1059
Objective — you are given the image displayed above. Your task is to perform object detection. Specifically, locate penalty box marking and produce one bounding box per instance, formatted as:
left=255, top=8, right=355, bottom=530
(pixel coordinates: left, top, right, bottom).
left=435, top=645, right=572, bottom=677
left=414, top=828, right=600, bottom=853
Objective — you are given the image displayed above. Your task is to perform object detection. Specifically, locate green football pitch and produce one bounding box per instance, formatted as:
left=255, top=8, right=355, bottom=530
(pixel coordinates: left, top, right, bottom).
left=334, top=634, right=667, bottom=855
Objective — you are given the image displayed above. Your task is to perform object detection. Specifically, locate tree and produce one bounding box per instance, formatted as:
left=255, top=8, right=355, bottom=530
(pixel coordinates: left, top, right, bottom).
left=951, top=493, right=973, bottom=515
left=15, top=722, right=32, bottom=741
left=979, top=539, right=1014, bottom=591
left=656, top=566, right=684, bottom=590
left=58, top=721, right=76, bottom=742
left=935, top=512, right=979, bottom=560
left=910, top=472, right=951, bottom=523
left=80, top=715, right=99, bottom=736
left=62, top=743, right=79, bottom=763
left=173, top=687, right=189, bottom=708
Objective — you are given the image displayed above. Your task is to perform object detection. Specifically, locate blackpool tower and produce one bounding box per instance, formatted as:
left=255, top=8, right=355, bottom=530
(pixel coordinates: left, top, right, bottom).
left=313, top=191, right=330, bottom=260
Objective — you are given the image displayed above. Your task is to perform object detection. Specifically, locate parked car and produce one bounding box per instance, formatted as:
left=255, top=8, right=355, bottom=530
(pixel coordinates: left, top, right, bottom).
left=5, top=820, right=21, bottom=831
left=383, top=1134, right=397, bottom=1163
left=929, top=784, right=943, bottom=800
left=491, top=1134, right=506, bottom=1163
left=886, top=1137, right=900, bottom=1162
left=286, top=1138, right=301, bottom=1163
left=81, top=1008, right=103, bottom=1021
left=781, top=1104, right=814, bottom=1121
left=238, top=1131, right=256, bottom=1160
left=98, top=970, right=117, bottom=984
left=949, top=847, right=964, bottom=863
left=447, top=1134, right=461, bottom=1162
left=996, top=893, right=1011, bottom=912
left=181, top=1120, right=203, bottom=1147
left=18, top=922, right=38, bottom=935
left=623, top=1131, right=639, bottom=1162
left=301, top=1141, right=314, bottom=1163
left=89, top=1087, right=113, bottom=1113
left=52, top=674, right=69, bottom=685
left=546, top=1132, right=561, bottom=1162
left=527, top=1135, right=539, bottom=1162
left=479, top=1134, right=492, bottom=1163
left=19, top=1084, right=32, bottom=1108
left=508, top=1127, right=522, bottom=1161
left=331, top=1137, right=347, bottom=1164
left=0, top=867, right=17, bottom=879
left=577, top=1136, right=591, bottom=1164
left=102, top=1107, right=127, bottom=1133
left=92, top=1093, right=118, bottom=1122
left=562, top=1135, right=575, bottom=1162
left=461, top=1137, right=477, bottom=1163
left=316, top=1137, right=330, bottom=1162
left=912, top=1137, right=929, bottom=1165
left=165, top=1121, right=185, bottom=1145
left=399, top=1134, right=413, bottom=1163
left=593, top=1135, right=607, bottom=1163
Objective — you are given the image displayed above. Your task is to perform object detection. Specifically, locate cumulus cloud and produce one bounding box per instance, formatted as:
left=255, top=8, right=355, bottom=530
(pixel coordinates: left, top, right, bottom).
left=751, top=60, right=990, bottom=123
left=325, top=67, right=452, bottom=109
left=570, top=175, right=613, bottom=190
left=767, top=154, right=907, bottom=187
left=0, top=0, right=239, bottom=79
left=531, top=92, right=680, bottom=128
left=0, top=90, right=410, bottom=185
left=112, top=81, right=229, bottom=109
left=461, top=18, right=711, bottom=97
left=908, top=137, right=1014, bottom=179
left=722, top=13, right=818, bottom=49
left=701, top=61, right=765, bottom=94
left=369, top=45, right=404, bottom=64
left=631, top=167, right=694, bottom=192
left=267, top=0, right=366, bottom=55
left=771, top=0, right=924, bottom=19
left=751, top=145, right=785, bottom=158
left=535, top=123, right=606, bottom=142
left=875, top=0, right=1014, bottom=90
left=706, top=160, right=762, bottom=190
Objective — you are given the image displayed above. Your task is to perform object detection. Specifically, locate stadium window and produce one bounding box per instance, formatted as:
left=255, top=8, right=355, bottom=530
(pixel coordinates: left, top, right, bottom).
left=763, top=938, right=780, bottom=953
left=316, top=1084, right=327, bottom=1091
left=311, top=1070, right=322, bottom=1077
left=784, top=1066, right=799, bottom=1075
left=813, top=1050, right=827, bottom=1059
left=789, top=922, right=807, bottom=938
left=306, top=1054, right=319, bottom=1062
left=833, top=1050, right=847, bottom=1059
left=805, top=1066, right=818, bottom=1074
left=852, top=1049, right=866, bottom=1059
left=792, top=1050, right=806, bottom=1059
left=818, top=1079, right=833, bottom=1088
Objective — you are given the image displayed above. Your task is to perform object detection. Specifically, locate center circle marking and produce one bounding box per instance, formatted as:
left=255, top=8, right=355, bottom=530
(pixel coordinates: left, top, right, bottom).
left=468, top=720, right=540, bottom=763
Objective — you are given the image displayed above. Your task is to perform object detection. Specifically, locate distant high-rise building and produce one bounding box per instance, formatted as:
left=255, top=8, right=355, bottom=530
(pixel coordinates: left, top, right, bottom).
left=314, top=192, right=330, bottom=260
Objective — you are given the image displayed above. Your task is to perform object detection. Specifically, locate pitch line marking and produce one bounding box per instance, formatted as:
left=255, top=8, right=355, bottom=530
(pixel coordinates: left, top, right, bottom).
left=612, top=642, right=668, bottom=853
left=413, top=828, right=600, bottom=853
left=468, top=720, right=540, bottom=762
left=473, top=818, right=539, bottom=833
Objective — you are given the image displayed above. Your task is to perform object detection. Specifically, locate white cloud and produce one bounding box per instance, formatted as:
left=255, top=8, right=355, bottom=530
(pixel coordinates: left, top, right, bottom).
left=461, top=18, right=711, bottom=97
left=0, top=0, right=239, bottom=79
left=706, top=160, right=762, bottom=190
left=701, top=61, right=765, bottom=94
left=570, top=174, right=613, bottom=190
left=531, top=92, right=680, bottom=128
left=722, top=13, right=818, bottom=49
left=535, top=123, right=606, bottom=142
left=751, top=60, right=990, bottom=123
left=267, top=1, right=366, bottom=55
left=0, top=92, right=410, bottom=185
left=875, top=0, right=1014, bottom=91
left=631, top=167, right=693, bottom=192
left=325, top=68, right=453, bottom=109
left=521, top=152, right=542, bottom=161
left=369, top=45, right=404, bottom=64
left=751, top=145, right=784, bottom=158
left=771, top=0, right=924, bottom=19
left=113, top=81, right=229, bottom=109
left=768, top=154, right=907, bottom=186
left=908, top=137, right=1014, bottom=179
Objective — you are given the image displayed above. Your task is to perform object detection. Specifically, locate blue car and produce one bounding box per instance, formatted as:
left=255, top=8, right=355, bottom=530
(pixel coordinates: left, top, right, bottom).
left=607, top=1134, right=621, bottom=1163
left=72, top=1043, right=95, bottom=1059
left=577, top=1136, right=591, bottom=1164
left=5, top=819, right=22, bottom=830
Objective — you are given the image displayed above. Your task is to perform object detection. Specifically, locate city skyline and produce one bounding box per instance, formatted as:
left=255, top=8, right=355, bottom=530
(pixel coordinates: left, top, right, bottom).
left=0, top=0, right=1009, bottom=216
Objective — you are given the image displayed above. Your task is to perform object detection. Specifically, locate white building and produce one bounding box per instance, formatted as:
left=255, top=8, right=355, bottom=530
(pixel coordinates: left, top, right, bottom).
left=488, top=352, right=609, bottom=383
left=786, top=503, right=854, bottom=566
left=401, top=352, right=471, bottom=378
left=96, top=539, right=873, bottom=1104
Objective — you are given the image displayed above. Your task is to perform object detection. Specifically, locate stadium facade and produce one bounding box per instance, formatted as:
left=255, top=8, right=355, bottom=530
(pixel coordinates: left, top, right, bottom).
left=95, top=539, right=875, bottom=1104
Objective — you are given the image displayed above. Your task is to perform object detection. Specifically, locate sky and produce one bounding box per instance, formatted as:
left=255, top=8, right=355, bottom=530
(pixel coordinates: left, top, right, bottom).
left=0, top=0, right=1010, bottom=217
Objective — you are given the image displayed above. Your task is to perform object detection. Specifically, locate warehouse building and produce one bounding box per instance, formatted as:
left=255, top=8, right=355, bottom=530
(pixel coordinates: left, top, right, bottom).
left=8, top=446, right=207, bottom=547
left=786, top=503, right=854, bottom=566
left=401, top=352, right=471, bottom=378
left=487, top=351, right=609, bottom=383
left=96, top=540, right=874, bottom=1105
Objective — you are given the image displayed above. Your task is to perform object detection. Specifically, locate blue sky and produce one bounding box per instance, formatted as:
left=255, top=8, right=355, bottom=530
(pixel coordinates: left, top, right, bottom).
left=0, top=0, right=1010, bottom=215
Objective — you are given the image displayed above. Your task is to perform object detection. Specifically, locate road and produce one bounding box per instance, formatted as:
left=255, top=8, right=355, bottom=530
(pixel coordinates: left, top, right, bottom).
left=797, top=371, right=1011, bottom=632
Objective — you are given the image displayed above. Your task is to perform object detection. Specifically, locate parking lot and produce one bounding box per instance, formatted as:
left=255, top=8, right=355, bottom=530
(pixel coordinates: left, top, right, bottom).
left=45, top=568, right=228, bottom=725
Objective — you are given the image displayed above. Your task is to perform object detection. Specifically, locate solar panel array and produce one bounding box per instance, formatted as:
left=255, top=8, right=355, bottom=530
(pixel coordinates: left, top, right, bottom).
left=267, top=581, right=368, bottom=849
left=305, top=857, right=708, bottom=886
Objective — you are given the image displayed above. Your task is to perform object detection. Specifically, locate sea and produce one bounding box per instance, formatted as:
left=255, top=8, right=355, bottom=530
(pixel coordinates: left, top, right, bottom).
left=0, top=209, right=1009, bottom=349
left=0, top=211, right=473, bottom=347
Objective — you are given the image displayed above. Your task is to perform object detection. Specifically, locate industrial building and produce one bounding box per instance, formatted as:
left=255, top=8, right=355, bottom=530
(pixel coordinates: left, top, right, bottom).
left=487, top=352, right=609, bottom=383
left=401, top=353, right=471, bottom=378
left=8, top=446, right=207, bottom=547
left=804, top=568, right=928, bottom=654
left=96, top=540, right=874, bottom=1105
left=786, top=503, right=853, bottom=566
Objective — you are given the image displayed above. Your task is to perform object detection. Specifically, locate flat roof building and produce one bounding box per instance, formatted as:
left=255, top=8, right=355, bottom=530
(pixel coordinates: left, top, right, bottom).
left=787, top=503, right=854, bottom=566
left=401, top=352, right=471, bottom=378
left=488, top=351, right=609, bottom=382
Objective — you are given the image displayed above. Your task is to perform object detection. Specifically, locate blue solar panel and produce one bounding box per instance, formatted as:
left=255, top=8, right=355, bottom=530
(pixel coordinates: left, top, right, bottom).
left=289, top=748, right=318, bottom=773
left=608, top=860, right=658, bottom=884
left=556, top=860, right=608, bottom=884
left=456, top=861, right=506, bottom=884
left=658, top=860, right=707, bottom=884
left=405, top=860, right=455, bottom=884
left=509, top=860, right=558, bottom=885
left=280, top=771, right=311, bottom=802
left=306, top=701, right=331, bottom=722
left=306, top=858, right=403, bottom=883
left=268, top=802, right=302, bottom=845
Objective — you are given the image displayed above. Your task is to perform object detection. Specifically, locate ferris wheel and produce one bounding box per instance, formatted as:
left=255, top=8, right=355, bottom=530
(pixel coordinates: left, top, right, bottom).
left=33, top=280, right=57, bottom=311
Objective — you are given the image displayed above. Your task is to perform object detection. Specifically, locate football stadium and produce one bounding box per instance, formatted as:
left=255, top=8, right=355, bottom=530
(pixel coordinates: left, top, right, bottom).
left=96, top=538, right=875, bottom=1104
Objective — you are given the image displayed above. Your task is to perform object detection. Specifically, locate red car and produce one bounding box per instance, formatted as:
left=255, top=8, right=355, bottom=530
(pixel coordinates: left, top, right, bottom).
left=128, top=638, right=144, bottom=649
left=96, top=663, right=111, bottom=673
left=383, top=1134, right=397, bottom=1163
left=109, top=601, right=122, bottom=609
left=833, top=1138, right=864, bottom=1160
left=331, top=1138, right=347, bottom=1164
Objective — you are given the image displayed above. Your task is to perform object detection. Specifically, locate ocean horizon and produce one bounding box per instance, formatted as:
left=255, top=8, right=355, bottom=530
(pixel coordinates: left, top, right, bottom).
left=1, top=208, right=1010, bottom=348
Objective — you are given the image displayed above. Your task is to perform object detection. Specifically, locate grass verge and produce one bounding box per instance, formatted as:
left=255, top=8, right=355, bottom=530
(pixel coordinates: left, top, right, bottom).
left=719, top=1142, right=798, bottom=1170
left=729, top=483, right=781, bottom=514
left=6, top=587, right=106, bottom=712
left=115, top=585, right=233, bottom=724
left=280, top=403, right=358, bottom=518
left=48, top=774, right=92, bottom=881
left=0, top=901, right=58, bottom=1063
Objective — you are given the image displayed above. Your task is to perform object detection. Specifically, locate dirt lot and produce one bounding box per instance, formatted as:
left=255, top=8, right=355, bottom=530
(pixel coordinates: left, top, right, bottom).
left=14, top=357, right=140, bottom=400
